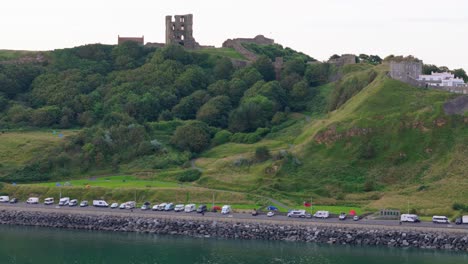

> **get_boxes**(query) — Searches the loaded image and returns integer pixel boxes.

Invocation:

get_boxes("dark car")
[197,204,207,213]
[252,209,259,216]
[9,198,18,204]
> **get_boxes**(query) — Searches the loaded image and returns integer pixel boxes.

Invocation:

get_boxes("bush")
[255,146,271,162]
[176,169,202,182]
[452,202,468,212]
[212,130,232,146]
[171,121,211,153]
[230,127,270,144]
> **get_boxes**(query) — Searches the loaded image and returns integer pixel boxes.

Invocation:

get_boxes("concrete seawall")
[1,208,467,252]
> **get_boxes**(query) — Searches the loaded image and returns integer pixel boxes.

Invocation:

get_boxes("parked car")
[287,210,307,218]
[211,206,221,212]
[455,216,468,225]
[0,196,10,203]
[165,203,175,211]
[339,212,347,220]
[221,205,232,215]
[119,203,127,209]
[401,214,420,223]
[125,201,136,209]
[157,203,167,211]
[184,204,196,213]
[110,203,119,209]
[152,204,159,211]
[353,215,360,221]
[69,199,78,207]
[9,198,18,204]
[174,204,185,212]
[267,211,275,217]
[93,200,109,207]
[252,209,259,216]
[44,197,54,205]
[58,197,70,206]
[80,200,88,207]
[432,216,449,224]
[141,202,151,210]
[197,204,207,213]
[27,197,39,204]
[314,211,330,219]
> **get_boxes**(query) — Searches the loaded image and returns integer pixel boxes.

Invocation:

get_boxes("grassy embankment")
[1,63,467,216]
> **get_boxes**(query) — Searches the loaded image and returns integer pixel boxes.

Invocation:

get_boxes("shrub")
[255,146,271,162]
[171,121,211,153]
[212,130,232,146]
[176,169,202,182]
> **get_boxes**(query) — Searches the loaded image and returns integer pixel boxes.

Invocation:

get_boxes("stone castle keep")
[165,14,199,49]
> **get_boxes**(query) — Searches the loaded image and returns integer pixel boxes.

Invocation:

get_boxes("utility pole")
[212,193,215,209]
[407,200,409,214]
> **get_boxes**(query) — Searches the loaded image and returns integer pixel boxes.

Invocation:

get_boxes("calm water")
[0,225,466,264]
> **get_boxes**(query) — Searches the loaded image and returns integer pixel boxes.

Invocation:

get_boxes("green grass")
[31,175,180,189]
[193,48,246,60]
[0,130,78,177]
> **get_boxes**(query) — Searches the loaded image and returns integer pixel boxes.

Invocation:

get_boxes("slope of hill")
[0,45,467,215]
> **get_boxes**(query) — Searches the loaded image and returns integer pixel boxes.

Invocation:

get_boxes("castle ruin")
[165,14,199,49]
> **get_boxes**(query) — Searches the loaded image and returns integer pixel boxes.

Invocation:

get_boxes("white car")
[0,196,10,203]
[44,197,54,205]
[152,204,159,211]
[267,211,275,217]
[80,200,88,207]
[69,199,78,207]
[110,203,119,209]
[401,214,420,223]
[287,210,307,218]
[174,204,185,212]
[221,205,231,215]
[119,203,127,209]
[124,201,136,209]
[339,212,347,220]
[27,197,39,204]
[93,200,109,207]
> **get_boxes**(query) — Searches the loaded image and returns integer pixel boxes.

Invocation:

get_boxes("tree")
[282,58,306,76]
[172,90,211,120]
[31,106,61,127]
[252,56,276,81]
[196,96,232,127]
[213,57,234,80]
[232,67,263,87]
[207,80,229,96]
[171,121,211,153]
[229,95,275,132]
[305,63,330,87]
[453,68,468,82]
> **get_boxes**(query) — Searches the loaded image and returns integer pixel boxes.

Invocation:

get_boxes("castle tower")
[165,14,199,49]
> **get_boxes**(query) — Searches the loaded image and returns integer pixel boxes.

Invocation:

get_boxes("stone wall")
[1,209,467,251]
[328,54,356,67]
[222,35,275,62]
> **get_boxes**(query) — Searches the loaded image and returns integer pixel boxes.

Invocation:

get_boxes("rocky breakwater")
[1,209,467,251]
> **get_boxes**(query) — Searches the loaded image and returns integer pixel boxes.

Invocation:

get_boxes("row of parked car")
[400,214,468,225]
[0,196,233,214]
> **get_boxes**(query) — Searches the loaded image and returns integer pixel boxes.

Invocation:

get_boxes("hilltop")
[0,43,466,216]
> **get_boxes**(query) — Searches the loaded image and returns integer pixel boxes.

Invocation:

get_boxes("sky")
[1,0,467,69]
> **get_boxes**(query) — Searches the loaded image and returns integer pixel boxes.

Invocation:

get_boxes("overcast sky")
[2,0,467,69]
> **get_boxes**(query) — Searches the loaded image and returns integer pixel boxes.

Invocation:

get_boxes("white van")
[221,205,231,214]
[157,203,167,211]
[27,197,39,204]
[58,197,70,206]
[0,196,9,203]
[93,200,109,207]
[287,210,307,218]
[174,204,185,212]
[313,211,330,219]
[44,197,54,205]
[432,216,449,224]
[401,214,420,223]
[184,204,196,213]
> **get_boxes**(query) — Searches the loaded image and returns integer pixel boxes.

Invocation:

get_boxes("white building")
[418,72,466,87]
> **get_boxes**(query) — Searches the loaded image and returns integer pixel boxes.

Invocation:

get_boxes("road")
[1,202,467,232]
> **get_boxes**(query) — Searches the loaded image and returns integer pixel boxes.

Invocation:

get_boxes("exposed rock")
[0,209,467,252]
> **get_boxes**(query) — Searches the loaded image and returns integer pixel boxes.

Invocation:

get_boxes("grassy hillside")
[193,47,246,60]
[1,45,467,216]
